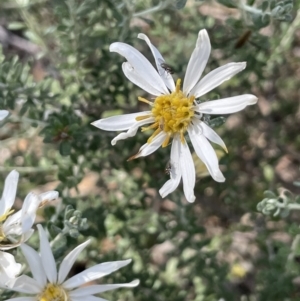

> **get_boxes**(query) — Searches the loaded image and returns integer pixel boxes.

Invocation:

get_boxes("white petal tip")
[187,195,196,203]
[248,96,258,104]
[0,110,9,120]
[109,42,118,52]
[137,33,145,40]
[199,29,208,37]
[91,120,101,128]
[8,170,19,178]
[129,279,140,287]
[159,190,166,198]
[111,139,116,146]
[214,173,226,183]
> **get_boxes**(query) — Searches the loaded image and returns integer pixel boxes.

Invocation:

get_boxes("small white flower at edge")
[0,170,59,250]
[0,251,21,287]
[91,29,258,203]
[0,110,9,121]
[7,225,139,300]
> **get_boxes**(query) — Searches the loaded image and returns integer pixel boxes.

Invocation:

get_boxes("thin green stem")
[133,1,169,18]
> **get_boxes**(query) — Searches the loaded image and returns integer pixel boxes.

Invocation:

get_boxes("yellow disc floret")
[137,79,195,147]
[39,284,69,301]
[0,209,15,242]
[0,209,14,223]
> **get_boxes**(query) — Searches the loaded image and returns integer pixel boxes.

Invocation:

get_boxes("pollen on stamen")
[147,127,161,143]
[0,209,15,223]
[135,114,151,121]
[138,97,153,105]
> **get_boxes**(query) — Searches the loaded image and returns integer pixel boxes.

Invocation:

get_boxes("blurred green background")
[1,0,300,300]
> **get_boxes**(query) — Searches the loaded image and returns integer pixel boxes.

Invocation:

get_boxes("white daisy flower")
[0,170,59,250]
[0,251,21,287]
[0,110,9,121]
[7,224,139,300]
[92,29,257,203]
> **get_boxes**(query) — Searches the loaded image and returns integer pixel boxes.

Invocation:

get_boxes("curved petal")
[0,251,21,280]
[58,240,90,284]
[63,259,132,290]
[7,275,41,294]
[196,94,258,115]
[69,280,140,297]
[0,170,19,217]
[159,136,181,198]
[111,117,154,145]
[0,230,33,251]
[191,62,246,98]
[3,210,22,236]
[0,110,8,121]
[138,33,175,92]
[20,244,46,288]
[21,193,40,233]
[37,225,57,284]
[188,127,225,182]
[198,121,227,152]
[122,62,164,96]
[179,137,196,203]
[92,112,151,132]
[130,131,166,159]
[38,191,59,206]
[183,29,211,95]
[110,42,169,95]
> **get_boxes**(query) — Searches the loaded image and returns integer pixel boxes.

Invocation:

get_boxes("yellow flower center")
[0,209,14,242]
[0,227,6,242]
[0,209,14,223]
[137,79,195,147]
[39,284,69,301]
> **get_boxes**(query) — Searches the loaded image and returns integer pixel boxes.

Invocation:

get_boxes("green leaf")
[59,141,71,156]
[175,0,188,9]
[8,22,26,30]
[262,1,269,11]
[216,0,237,8]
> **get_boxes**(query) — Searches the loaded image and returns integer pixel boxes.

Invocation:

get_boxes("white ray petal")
[0,170,19,217]
[122,62,165,96]
[63,259,132,290]
[198,121,227,152]
[131,131,166,159]
[159,135,181,198]
[196,94,258,115]
[191,62,246,98]
[138,33,175,92]
[58,240,90,284]
[183,29,211,95]
[91,112,151,131]
[38,191,59,206]
[69,280,140,297]
[20,244,46,288]
[0,251,21,280]
[37,225,57,283]
[0,110,9,121]
[188,128,225,182]
[179,138,196,203]
[3,210,22,236]
[21,193,40,233]
[7,275,41,294]
[110,42,169,95]
[0,230,33,250]
[111,117,154,145]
